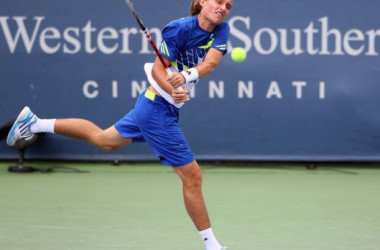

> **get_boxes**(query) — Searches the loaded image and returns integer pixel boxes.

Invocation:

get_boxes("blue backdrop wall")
[1,0,380,161]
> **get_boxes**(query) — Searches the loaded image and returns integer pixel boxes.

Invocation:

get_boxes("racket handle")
[165,68,183,90]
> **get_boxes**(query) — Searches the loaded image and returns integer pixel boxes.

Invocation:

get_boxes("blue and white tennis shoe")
[7,106,38,146]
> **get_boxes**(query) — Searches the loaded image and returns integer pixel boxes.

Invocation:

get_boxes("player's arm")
[195,48,224,77]
[151,56,189,103]
[167,48,223,88]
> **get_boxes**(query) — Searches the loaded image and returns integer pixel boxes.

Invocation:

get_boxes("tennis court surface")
[1,162,380,250]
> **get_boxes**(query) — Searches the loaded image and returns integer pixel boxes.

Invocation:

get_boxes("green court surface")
[1,162,380,250]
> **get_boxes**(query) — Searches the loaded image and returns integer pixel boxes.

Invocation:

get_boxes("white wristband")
[180,68,199,84]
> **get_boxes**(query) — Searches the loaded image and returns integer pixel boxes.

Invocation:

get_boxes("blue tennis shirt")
[145,15,230,108]
[160,15,230,72]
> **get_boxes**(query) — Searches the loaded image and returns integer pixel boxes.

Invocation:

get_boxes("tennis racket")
[125,0,183,91]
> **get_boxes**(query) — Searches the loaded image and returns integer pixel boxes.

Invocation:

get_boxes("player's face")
[200,0,233,25]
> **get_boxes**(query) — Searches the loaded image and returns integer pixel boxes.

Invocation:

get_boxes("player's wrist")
[180,73,186,85]
[180,68,199,85]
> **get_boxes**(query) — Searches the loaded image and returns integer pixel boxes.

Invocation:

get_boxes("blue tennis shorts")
[114,88,195,167]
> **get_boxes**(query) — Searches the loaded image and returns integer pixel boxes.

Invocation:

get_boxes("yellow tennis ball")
[231,47,247,62]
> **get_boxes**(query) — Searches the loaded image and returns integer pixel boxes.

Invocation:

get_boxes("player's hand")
[172,87,189,103]
[167,72,185,89]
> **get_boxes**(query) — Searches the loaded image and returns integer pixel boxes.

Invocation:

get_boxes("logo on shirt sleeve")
[216,44,227,50]
[160,41,170,56]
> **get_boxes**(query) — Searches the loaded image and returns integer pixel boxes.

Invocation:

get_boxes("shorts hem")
[162,156,196,167]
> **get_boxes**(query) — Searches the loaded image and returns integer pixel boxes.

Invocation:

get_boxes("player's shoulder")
[214,21,230,33]
[166,16,197,30]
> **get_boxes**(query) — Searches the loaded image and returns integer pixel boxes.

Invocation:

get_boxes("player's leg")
[173,160,210,230]
[7,106,132,150]
[54,119,131,151]
[173,161,225,250]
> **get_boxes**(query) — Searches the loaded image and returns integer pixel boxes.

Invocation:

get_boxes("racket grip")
[165,68,183,90]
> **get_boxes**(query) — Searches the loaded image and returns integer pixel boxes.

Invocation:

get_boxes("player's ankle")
[30,119,56,133]
[199,228,222,250]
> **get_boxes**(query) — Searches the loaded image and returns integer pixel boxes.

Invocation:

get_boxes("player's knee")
[185,170,203,189]
[194,172,203,188]
[95,130,124,151]
[99,143,119,152]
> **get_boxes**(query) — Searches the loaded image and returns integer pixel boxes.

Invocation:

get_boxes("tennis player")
[7,0,233,249]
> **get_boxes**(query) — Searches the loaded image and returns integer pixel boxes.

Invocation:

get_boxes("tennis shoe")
[207,247,227,250]
[6,106,38,146]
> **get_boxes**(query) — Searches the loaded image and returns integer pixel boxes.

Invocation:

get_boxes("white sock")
[30,119,56,133]
[199,228,221,250]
